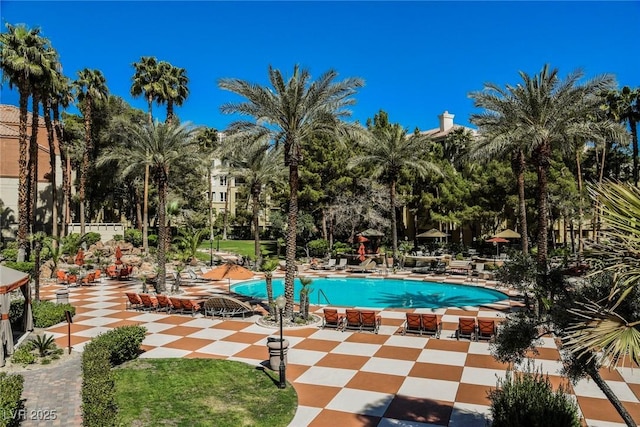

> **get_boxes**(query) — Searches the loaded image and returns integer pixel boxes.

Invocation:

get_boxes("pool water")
[232,277,506,309]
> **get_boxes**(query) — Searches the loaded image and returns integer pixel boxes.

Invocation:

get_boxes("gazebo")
[0,265,33,366]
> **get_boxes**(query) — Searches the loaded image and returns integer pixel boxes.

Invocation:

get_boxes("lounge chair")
[343,309,362,331]
[181,299,202,316]
[93,269,101,282]
[125,292,143,310]
[335,259,348,270]
[457,317,477,341]
[322,259,337,270]
[81,272,96,286]
[56,270,69,285]
[156,294,174,313]
[203,297,227,318]
[170,296,185,314]
[447,260,472,275]
[402,312,422,335]
[118,265,133,280]
[139,293,158,311]
[359,310,381,334]
[477,318,497,341]
[347,259,377,273]
[321,308,345,330]
[106,265,119,279]
[203,295,254,318]
[421,313,442,338]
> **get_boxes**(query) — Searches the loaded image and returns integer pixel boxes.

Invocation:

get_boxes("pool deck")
[21,268,640,426]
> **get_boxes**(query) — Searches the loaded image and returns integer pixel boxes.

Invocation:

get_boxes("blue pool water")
[232,277,507,309]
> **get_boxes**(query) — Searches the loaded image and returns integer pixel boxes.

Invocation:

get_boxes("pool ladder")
[316,288,331,305]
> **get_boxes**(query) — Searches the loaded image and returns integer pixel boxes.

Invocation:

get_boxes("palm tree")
[348,125,441,261]
[0,23,51,256]
[161,62,189,124]
[602,87,640,185]
[260,259,280,315]
[219,65,364,318]
[72,68,108,236]
[226,141,284,265]
[98,121,198,292]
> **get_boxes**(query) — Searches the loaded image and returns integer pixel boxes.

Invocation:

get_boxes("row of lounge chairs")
[402,313,442,338]
[456,317,498,341]
[321,308,381,334]
[106,265,133,280]
[56,269,102,286]
[125,292,202,316]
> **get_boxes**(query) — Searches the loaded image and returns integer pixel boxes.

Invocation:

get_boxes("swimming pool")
[231,277,507,309]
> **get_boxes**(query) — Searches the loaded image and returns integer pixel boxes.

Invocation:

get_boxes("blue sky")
[1,1,639,132]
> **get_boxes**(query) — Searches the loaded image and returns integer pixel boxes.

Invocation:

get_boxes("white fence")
[66,223,126,242]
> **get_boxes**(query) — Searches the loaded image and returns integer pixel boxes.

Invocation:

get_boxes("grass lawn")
[199,239,280,259]
[113,358,297,426]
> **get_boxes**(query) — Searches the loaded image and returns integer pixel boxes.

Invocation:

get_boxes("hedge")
[81,325,146,427]
[10,300,76,329]
[0,372,24,427]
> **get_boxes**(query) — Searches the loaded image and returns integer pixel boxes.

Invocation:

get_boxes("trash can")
[55,289,69,304]
[267,336,289,370]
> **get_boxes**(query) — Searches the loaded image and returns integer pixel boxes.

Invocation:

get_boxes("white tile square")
[295,366,357,387]
[308,329,350,342]
[180,318,220,328]
[128,312,171,322]
[287,349,327,366]
[417,349,467,366]
[79,308,120,318]
[573,378,639,403]
[617,367,640,385]
[289,406,322,426]
[332,341,382,357]
[141,333,181,347]
[196,340,249,356]
[73,317,121,327]
[377,418,440,427]
[326,388,393,416]
[448,402,491,427]
[138,322,175,334]
[74,326,112,338]
[361,357,415,376]
[460,367,507,387]
[398,377,459,402]
[384,335,429,349]
[467,342,492,355]
[187,328,235,340]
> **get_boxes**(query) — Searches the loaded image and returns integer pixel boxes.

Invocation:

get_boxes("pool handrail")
[317,288,331,305]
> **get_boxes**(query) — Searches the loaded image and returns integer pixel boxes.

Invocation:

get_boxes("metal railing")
[316,288,331,305]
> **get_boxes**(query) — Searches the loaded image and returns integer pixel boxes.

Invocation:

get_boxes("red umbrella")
[75,249,85,266]
[355,235,369,243]
[115,246,123,265]
[486,237,509,256]
[358,243,366,262]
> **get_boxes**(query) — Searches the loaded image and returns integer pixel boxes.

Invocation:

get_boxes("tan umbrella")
[359,229,385,237]
[0,265,30,367]
[493,229,521,239]
[202,263,255,293]
[416,228,448,238]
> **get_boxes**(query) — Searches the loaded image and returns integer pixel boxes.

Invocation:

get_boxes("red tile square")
[345,371,404,394]
[384,396,452,425]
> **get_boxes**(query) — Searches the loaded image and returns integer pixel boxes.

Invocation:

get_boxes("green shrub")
[3,261,34,276]
[148,234,158,247]
[29,334,57,357]
[61,233,84,256]
[112,234,123,242]
[82,340,117,427]
[489,367,580,427]
[9,300,25,329]
[307,239,329,257]
[11,346,36,366]
[1,247,18,262]
[32,300,76,328]
[0,372,24,427]
[84,232,102,247]
[93,325,147,366]
[331,242,351,255]
[124,229,142,247]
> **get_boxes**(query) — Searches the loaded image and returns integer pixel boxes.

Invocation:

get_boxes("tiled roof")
[0,123,19,137]
[421,124,477,140]
[0,104,33,125]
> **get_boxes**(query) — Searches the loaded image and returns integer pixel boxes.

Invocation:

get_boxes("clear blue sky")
[1,1,639,132]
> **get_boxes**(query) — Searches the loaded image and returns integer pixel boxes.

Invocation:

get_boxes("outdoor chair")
[56,270,69,285]
[106,265,119,279]
[457,317,477,341]
[420,313,442,338]
[477,318,497,341]
[321,308,345,330]
[181,299,202,316]
[359,310,381,334]
[322,259,337,270]
[347,259,377,273]
[335,259,348,270]
[203,295,254,318]
[118,266,132,280]
[139,293,158,311]
[343,309,362,331]
[170,297,185,314]
[81,272,96,286]
[156,294,174,313]
[93,269,101,282]
[125,292,143,310]
[203,297,227,318]
[402,312,422,335]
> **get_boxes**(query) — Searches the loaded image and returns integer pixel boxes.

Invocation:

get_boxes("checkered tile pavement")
[39,272,640,427]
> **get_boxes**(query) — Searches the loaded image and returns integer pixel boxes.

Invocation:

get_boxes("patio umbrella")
[358,243,366,262]
[202,263,255,293]
[75,249,85,266]
[355,235,369,243]
[115,246,123,265]
[359,229,385,238]
[416,228,448,238]
[493,229,521,239]
[486,237,509,256]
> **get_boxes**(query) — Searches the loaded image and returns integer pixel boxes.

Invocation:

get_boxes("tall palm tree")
[161,63,189,125]
[0,23,50,256]
[226,141,284,265]
[469,90,530,254]
[603,87,640,185]
[219,65,364,318]
[72,68,108,236]
[98,121,198,292]
[349,125,441,261]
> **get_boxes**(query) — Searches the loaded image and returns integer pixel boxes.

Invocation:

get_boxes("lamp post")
[275,294,286,389]
[209,230,214,267]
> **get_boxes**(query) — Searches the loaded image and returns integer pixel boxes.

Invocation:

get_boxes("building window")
[220,176,227,186]
[220,192,226,202]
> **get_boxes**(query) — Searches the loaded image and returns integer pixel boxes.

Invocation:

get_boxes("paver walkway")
[19,352,82,426]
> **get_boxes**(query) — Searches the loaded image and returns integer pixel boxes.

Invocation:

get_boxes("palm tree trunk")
[252,184,261,265]
[515,149,529,254]
[575,147,584,258]
[17,88,30,258]
[53,105,68,239]
[29,92,40,236]
[595,143,608,244]
[166,101,174,125]
[284,162,299,318]
[632,120,638,187]
[80,100,92,236]
[143,94,153,255]
[156,169,168,293]
[44,98,58,242]
[535,143,550,274]
[587,365,636,427]
[390,180,398,262]
[265,274,274,316]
